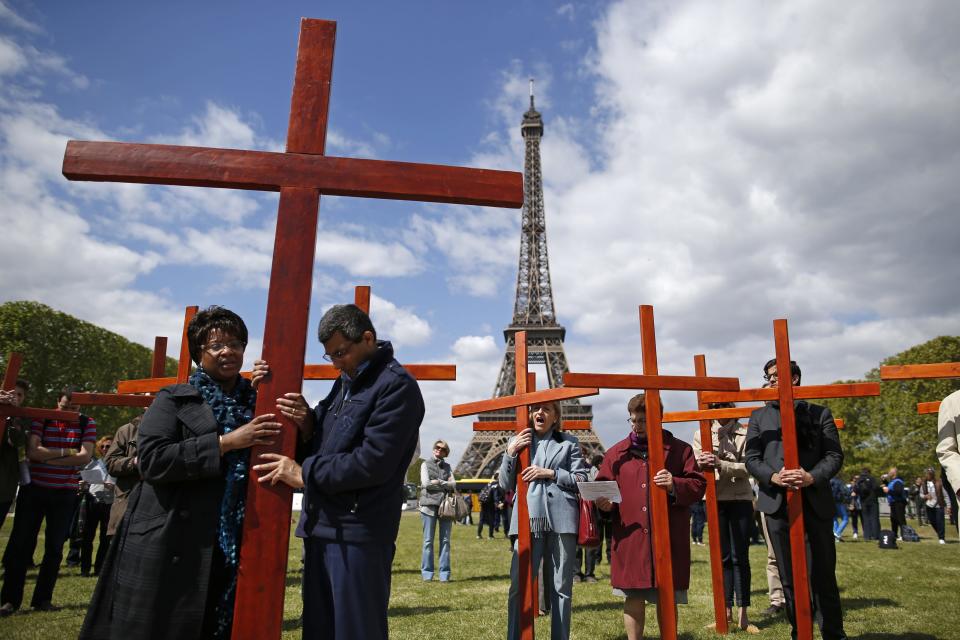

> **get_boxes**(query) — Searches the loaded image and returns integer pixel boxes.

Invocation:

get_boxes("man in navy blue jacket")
[254,304,424,640]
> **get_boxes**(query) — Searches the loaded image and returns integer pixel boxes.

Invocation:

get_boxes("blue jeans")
[507,532,576,640]
[420,511,452,581]
[833,502,849,538]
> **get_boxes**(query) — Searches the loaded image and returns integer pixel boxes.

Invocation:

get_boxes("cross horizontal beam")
[0,406,81,422]
[700,382,880,404]
[880,363,960,380]
[562,372,739,392]
[662,406,845,429]
[64,141,523,209]
[919,401,941,415]
[451,386,598,418]
[472,420,593,431]
[72,392,154,408]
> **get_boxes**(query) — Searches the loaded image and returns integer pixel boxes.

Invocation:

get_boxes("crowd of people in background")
[0,336,957,640]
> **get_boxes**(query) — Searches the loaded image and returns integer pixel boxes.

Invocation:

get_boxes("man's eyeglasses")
[627,416,646,425]
[204,340,246,355]
[763,372,779,382]
[323,340,358,362]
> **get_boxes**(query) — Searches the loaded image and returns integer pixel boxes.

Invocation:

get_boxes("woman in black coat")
[80,307,281,640]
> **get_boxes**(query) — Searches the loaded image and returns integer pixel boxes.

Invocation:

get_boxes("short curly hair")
[186,306,248,365]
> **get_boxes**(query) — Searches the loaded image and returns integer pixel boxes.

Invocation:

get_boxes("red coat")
[596,432,705,590]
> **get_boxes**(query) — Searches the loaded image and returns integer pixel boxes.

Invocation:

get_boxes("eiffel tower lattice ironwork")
[455,82,604,478]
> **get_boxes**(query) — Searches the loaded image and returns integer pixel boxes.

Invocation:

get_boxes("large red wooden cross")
[879,362,960,414]
[0,353,81,442]
[452,330,598,640]
[72,336,173,410]
[696,320,880,640]
[61,19,522,638]
[657,354,851,635]
[562,306,739,639]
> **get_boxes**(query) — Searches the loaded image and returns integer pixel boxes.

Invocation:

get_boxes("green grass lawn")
[1,513,957,639]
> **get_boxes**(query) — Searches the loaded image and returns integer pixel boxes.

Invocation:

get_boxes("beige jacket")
[692,420,754,502]
[937,389,960,494]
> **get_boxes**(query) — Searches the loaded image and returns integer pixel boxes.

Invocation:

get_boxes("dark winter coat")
[296,341,424,544]
[80,385,225,640]
[596,431,705,590]
[745,400,843,521]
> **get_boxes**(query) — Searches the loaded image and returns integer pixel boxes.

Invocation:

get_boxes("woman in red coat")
[596,393,705,640]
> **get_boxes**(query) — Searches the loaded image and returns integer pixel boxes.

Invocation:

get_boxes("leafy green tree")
[822,336,960,482]
[0,301,177,437]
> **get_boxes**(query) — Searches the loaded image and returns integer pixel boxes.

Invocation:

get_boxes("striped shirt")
[29,415,97,490]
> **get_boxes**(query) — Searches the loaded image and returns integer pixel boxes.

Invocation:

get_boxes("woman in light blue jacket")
[500,401,588,640]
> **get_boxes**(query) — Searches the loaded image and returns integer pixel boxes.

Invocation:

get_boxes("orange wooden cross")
[659,355,854,636]
[696,320,879,640]
[563,305,740,640]
[62,19,521,636]
[880,362,960,415]
[73,336,171,410]
[0,352,81,442]
[452,330,598,640]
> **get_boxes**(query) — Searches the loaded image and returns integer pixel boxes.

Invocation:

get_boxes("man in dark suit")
[253,304,424,640]
[745,359,846,640]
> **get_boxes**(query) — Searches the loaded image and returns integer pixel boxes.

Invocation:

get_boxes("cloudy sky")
[1,1,957,463]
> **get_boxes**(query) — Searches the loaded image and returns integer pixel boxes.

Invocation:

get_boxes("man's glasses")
[204,340,246,355]
[323,341,358,362]
[763,372,779,382]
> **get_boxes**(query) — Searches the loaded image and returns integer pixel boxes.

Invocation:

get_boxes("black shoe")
[0,603,17,617]
[762,604,783,615]
[32,601,61,612]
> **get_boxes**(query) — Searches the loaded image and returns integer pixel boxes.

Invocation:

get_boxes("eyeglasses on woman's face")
[203,340,246,355]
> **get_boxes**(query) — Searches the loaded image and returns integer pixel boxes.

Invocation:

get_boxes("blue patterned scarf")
[189,367,256,639]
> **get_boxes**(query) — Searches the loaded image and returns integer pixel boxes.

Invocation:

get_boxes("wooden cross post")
[697,320,880,640]
[0,353,82,442]
[880,362,960,415]
[659,355,851,635]
[452,331,599,640]
[116,306,198,394]
[62,20,522,637]
[563,306,741,640]
[73,336,172,410]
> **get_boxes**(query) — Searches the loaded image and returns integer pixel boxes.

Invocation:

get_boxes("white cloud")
[0,36,25,75]
[369,293,432,347]
[0,2,41,34]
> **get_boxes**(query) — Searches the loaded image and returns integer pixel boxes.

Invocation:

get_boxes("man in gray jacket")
[745,359,846,640]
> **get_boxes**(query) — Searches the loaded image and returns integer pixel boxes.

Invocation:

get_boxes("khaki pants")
[760,512,784,606]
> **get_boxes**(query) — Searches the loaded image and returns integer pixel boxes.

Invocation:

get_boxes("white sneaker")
[852,533,858,539]
[939,539,946,545]
[897,536,903,541]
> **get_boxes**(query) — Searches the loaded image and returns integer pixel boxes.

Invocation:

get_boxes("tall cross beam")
[700,320,879,640]
[664,406,846,430]
[452,331,598,640]
[0,353,81,442]
[564,305,740,640]
[62,20,521,635]
[879,362,960,415]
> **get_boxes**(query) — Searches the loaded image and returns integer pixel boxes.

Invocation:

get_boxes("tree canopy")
[0,300,177,436]
[821,336,960,483]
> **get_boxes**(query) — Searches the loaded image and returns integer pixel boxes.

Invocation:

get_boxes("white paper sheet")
[577,480,622,503]
[80,467,107,483]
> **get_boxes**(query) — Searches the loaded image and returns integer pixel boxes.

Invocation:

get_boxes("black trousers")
[766,507,847,640]
[860,500,881,540]
[0,484,78,608]
[80,500,112,575]
[889,502,906,538]
[718,500,753,607]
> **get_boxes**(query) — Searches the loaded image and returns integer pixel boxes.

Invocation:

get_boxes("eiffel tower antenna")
[455,82,604,477]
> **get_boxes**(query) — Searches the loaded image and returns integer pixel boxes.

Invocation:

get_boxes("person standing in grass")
[694,402,758,633]
[418,439,456,581]
[919,467,949,544]
[500,400,588,640]
[883,467,908,540]
[595,394,705,640]
[745,358,846,640]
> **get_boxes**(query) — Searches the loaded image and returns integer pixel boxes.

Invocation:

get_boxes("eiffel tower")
[455,82,604,478]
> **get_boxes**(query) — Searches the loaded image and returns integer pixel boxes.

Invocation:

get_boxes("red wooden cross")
[0,352,82,442]
[452,330,598,640]
[62,19,522,638]
[73,336,171,410]
[696,320,879,640]
[879,362,960,415]
[563,305,740,640]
